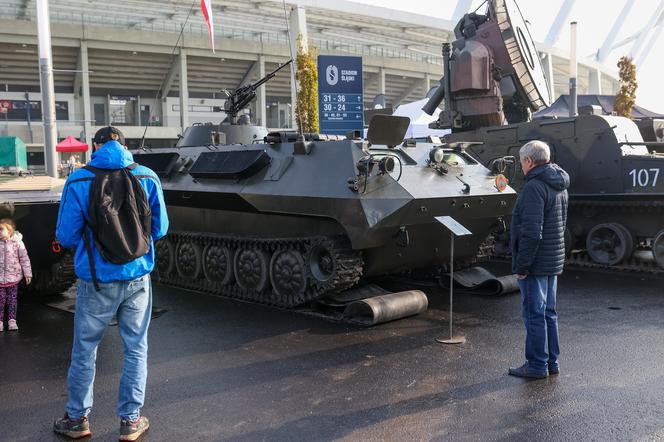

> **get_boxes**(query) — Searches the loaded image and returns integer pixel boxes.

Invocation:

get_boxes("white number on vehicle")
[628,168,660,187]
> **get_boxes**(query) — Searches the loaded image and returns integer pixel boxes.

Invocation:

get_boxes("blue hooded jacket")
[511,163,570,276]
[56,140,169,283]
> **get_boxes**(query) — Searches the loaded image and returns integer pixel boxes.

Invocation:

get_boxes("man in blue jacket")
[53,127,169,440]
[509,140,569,379]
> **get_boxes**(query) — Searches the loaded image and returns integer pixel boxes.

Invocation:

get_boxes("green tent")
[0,136,28,170]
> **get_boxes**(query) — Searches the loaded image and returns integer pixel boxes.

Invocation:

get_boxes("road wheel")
[155,238,175,277]
[234,248,270,292]
[586,223,634,265]
[202,244,234,285]
[270,249,307,305]
[176,240,202,279]
[652,230,664,269]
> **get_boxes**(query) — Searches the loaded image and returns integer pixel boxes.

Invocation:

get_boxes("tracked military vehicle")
[132,115,515,307]
[0,137,76,295]
[446,114,664,269]
[0,175,75,295]
[422,0,664,270]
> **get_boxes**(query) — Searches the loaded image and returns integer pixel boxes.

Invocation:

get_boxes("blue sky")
[358,0,664,113]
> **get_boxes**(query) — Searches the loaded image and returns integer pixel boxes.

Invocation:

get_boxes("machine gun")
[422,0,550,132]
[223,59,293,124]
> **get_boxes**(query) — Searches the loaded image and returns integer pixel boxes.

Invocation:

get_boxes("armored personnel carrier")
[422,0,664,270]
[133,116,515,307]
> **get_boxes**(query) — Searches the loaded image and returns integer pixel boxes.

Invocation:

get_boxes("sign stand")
[434,216,472,345]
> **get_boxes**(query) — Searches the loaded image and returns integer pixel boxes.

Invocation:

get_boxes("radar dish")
[492,0,551,110]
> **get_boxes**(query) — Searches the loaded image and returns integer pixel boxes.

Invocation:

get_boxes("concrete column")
[377,68,386,96]
[289,5,308,53]
[136,95,141,126]
[588,68,602,95]
[256,55,266,127]
[542,52,556,103]
[178,48,188,133]
[80,41,92,161]
[423,73,432,98]
[106,94,111,125]
[289,5,307,129]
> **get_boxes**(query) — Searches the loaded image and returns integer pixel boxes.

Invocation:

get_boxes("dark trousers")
[0,284,19,321]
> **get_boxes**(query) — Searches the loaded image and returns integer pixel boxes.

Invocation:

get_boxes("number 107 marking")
[628,168,660,187]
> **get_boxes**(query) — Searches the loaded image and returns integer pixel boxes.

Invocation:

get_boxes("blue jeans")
[518,275,560,373]
[66,275,152,421]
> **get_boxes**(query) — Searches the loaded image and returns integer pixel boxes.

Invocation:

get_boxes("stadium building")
[0,0,658,163]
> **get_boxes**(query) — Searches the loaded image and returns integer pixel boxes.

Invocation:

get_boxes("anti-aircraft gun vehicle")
[132,114,515,308]
[176,60,293,148]
[423,0,664,270]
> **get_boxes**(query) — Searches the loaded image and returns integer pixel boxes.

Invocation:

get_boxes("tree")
[295,34,319,133]
[614,56,637,118]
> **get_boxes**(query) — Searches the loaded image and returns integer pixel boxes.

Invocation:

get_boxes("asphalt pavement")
[1,262,664,441]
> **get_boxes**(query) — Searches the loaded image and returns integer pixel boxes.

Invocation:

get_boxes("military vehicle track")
[495,198,664,275]
[154,232,364,307]
[566,251,663,274]
[567,199,664,272]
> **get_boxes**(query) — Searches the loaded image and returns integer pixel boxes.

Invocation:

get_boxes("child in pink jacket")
[0,219,32,331]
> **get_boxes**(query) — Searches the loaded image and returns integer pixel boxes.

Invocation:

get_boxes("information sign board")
[317,55,363,135]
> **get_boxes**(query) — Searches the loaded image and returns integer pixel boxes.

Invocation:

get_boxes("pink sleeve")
[18,240,32,278]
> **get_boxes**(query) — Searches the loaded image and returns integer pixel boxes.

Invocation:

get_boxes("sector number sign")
[317,55,364,135]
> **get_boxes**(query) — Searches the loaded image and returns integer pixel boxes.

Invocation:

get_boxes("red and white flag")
[201,0,215,53]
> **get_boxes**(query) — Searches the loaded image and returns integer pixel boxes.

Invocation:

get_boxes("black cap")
[93,126,125,145]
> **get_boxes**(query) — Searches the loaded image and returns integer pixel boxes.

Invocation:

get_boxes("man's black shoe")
[548,365,560,375]
[508,363,548,379]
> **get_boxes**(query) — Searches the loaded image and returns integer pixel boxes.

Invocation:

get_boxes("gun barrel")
[250,59,293,91]
[422,79,445,115]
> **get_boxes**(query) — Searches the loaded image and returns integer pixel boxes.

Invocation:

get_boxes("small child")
[0,219,32,331]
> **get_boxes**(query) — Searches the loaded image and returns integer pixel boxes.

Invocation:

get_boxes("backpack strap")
[84,164,137,172]
[82,165,102,291]
[83,165,100,174]
[83,228,101,292]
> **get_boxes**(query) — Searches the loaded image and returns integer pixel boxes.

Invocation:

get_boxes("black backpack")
[83,164,152,289]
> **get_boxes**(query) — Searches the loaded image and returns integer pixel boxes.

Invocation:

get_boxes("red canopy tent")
[56,136,89,152]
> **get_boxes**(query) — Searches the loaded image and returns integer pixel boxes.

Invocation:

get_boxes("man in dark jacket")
[509,140,569,379]
[53,127,169,440]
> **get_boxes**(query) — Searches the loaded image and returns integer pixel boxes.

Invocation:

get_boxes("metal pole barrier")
[449,231,454,337]
[436,231,466,345]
